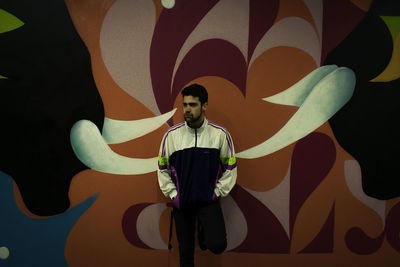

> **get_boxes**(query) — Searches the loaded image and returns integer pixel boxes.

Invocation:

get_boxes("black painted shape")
[370,0,400,16]
[0,0,104,215]
[324,9,393,81]
[325,3,400,199]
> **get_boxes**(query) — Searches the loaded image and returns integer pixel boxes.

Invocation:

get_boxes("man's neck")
[188,117,205,129]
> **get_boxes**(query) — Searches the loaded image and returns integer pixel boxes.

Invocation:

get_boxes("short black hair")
[181,84,208,105]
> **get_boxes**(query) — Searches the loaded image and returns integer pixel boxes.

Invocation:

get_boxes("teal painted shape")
[70,109,176,175]
[0,9,24,34]
[102,109,175,144]
[264,65,338,107]
[70,119,158,175]
[0,171,97,266]
[237,66,356,159]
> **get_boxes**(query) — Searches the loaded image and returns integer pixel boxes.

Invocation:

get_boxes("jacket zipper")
[195,128,197,147]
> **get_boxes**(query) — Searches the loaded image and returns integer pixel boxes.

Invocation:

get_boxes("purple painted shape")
[230,185,290,253]
[290,132,336,237]
[248,0,279,61]
[150,0,218,114]
[386,201,400,252]
[171,39,247,101]
[345,227,385,255]
[122,203,153,249]
[321,0,366,64]
[299,203,335,253]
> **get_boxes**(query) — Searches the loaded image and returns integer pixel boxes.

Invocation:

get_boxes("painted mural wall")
[1,0,399,266]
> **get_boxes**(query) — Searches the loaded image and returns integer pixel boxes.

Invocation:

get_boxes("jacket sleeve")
[157,132,177,200]
[215,131,237,197]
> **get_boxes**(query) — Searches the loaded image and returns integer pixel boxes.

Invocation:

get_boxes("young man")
[157,83,237,267]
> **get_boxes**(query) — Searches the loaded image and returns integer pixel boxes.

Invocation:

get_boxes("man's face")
[183,95,207,125]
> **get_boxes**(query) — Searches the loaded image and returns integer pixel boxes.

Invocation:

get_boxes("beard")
[184,111,202,125]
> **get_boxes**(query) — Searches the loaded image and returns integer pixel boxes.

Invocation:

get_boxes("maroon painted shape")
[248,0,279,61]
[386,201,400,252]
[321,0,366,64]
[150,0,218,114]
[171,39,247,100]
[290,132,336,237]
[230,185,290,253]
[299,203,335,253]
[345,227,385,254]
[122,203,153,249]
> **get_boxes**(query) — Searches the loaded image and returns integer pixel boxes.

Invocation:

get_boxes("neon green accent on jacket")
[220,155,236,166]
[158,154,170,166]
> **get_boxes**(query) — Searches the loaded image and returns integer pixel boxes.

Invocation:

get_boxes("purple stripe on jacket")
[223,162,237,171]
[161,122,185,157]
[171,166,180,209]
[158,161,169,170]
[212,165,222,201]
[208,121,234,157]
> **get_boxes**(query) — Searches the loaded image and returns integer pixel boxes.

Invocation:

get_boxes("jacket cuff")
[169,190,177,200]
[214,188,221,197]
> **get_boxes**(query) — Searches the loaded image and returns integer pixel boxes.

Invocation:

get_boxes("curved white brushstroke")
[249,17,321,67]
[100,0,159,114]
[264,65,338,107]
[161,0,175,9]
[0,246,10,260]
[172,0,249,85]
[102,109,176,144]
[344,160,386,223]
[137,203,168,250]
[220,195,248,251]
[70,120,158,175]
[303,0,324,41]
[243,165,291,237]
[237,67,355,159]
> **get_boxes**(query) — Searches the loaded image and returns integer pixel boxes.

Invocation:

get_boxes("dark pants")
[173,201,227,267]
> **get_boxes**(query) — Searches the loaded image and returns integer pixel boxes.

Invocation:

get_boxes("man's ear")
[202,102,208,111]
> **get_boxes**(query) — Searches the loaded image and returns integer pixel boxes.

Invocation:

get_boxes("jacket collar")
[185,117,208,134]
